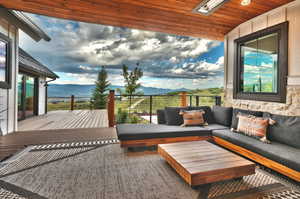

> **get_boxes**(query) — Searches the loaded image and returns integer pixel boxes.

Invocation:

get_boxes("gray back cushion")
[212,106,233,127]
[188,106,214,124]
[264,112,300,149]
[157,109,166,124]
[164,107,188,125]
[231,108,263,129]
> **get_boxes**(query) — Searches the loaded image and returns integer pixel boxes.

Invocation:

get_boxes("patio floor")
[0,110,115,161]
[18,110,108,131]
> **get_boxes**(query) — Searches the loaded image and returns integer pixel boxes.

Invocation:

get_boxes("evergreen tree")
[91,66,110,109]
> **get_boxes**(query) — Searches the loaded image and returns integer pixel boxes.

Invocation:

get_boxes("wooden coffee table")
[158,141,255,186]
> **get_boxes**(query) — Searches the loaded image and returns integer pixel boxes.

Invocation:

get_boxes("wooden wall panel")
[0,0,294,40]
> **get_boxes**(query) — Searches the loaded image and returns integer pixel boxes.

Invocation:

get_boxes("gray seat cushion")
[213,129,300,172]
[212,106,233,127]
[164,107,188,125]
[205,124,229,131]
[116,124,212,141]
[263,112,300,149]
[157,109,166,124]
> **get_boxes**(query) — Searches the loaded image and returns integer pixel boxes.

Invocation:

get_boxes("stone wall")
[224,86,300,116]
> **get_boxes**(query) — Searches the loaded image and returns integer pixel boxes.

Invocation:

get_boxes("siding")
[0,19,18,135]
[225,1,300,88]
[224,1,300,115]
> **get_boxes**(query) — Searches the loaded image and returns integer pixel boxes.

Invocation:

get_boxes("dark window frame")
[233,21,288,103]
[0,32,12,89]
[17,72,39,121]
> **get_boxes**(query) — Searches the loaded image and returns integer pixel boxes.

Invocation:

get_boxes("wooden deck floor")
[18,110,108,131]
[0,110,115,161]
[0,128,117,161]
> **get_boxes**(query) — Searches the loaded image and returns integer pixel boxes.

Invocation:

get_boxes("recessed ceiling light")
[241,0,251,6]
[194,0,229,16]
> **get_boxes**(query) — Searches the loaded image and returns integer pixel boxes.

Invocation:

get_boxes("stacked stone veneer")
[224,86,300,116]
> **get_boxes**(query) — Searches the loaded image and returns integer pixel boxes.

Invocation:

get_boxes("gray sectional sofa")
[116,106,300,182]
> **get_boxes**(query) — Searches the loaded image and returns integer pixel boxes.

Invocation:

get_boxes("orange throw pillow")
[179,110,206,127]
[234,114,275,143]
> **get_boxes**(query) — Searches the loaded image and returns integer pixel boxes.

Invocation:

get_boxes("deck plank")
[18,110,108,131]
[0,110,112,161]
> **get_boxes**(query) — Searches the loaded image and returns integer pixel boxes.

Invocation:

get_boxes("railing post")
[215,96,222,106]
[180,91,187,107]
[196,96,200,106]
[149,96,153,123]
[189,95,192,107]
[107,90,115,127]
[70,95,74,111]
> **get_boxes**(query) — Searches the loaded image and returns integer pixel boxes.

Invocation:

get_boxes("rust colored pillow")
[179,110,207,127]
[234,114,276,143]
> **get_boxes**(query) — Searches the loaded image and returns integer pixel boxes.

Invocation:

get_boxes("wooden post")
[107,90,115,127]
[180,91,187,107]
[70,95,75,111]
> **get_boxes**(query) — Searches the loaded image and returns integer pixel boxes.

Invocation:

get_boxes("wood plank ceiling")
[0,0,294,40]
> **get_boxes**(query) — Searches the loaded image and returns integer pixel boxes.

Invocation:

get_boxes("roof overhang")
[0,6,51,42]
[0,0,294,41]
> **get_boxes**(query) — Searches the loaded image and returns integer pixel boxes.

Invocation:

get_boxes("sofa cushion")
[212,106,233,127]
[157,109,166,124]
[205,124,229,131]
[116,124,212,141]
[263,112,300,149]
[188,106,215,124]
[231,108,263,129]
[212,129,300,172]
[164,107,188,125]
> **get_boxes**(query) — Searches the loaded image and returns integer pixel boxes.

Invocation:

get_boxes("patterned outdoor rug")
[0,143,299,199]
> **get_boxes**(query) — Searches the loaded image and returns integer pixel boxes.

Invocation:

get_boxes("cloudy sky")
[20,13,224,90]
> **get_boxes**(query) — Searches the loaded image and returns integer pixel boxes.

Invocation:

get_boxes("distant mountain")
[48,84,190,97]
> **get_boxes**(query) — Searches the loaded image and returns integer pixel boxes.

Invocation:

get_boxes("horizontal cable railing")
[48,91,222,127]
[109,91,222,126]
[48,96,92,111]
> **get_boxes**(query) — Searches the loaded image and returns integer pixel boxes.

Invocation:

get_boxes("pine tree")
[91,66,110,109]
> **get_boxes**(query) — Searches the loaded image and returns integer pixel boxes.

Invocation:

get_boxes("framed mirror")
[233,22,288,103]
[0,32,11,89]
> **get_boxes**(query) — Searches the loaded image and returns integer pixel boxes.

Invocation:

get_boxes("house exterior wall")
[38,77,46,115]
[0,19,18,135]
[224,1,300,116]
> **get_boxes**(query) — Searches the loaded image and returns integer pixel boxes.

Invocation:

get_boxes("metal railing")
[48,96,92,111]
[47,92,222,126]
[109,92,222,126]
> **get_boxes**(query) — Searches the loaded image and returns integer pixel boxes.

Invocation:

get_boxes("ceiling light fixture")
[194,0,229,16]
[241,0,251,6]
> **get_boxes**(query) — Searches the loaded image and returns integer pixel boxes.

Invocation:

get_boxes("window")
[233,22,288,103]
[0,32,11,89]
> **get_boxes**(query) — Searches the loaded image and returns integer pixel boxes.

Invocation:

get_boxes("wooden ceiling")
[0,0,294,40]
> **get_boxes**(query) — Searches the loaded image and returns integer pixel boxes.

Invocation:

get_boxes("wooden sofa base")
[213,136,300,182]
[120,136,211,147]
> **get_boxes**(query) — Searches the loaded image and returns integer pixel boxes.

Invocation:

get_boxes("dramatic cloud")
[20,13,224,89]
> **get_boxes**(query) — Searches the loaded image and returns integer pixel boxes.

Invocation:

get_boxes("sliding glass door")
[18,73,38,120]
